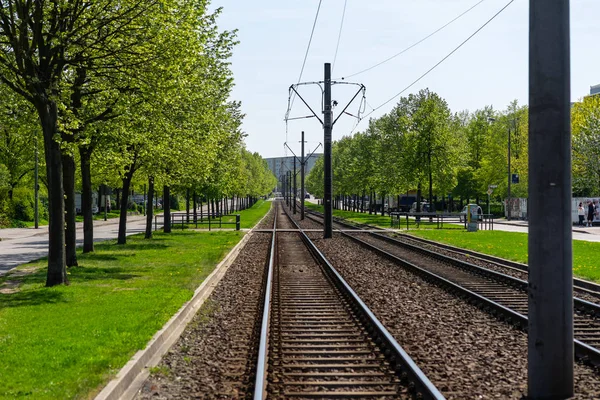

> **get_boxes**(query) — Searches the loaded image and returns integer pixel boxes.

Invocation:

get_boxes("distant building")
[591,84,600,96]
[266,154,323,192]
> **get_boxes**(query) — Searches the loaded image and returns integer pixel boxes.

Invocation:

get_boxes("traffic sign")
[489,185,498,189]
[487,188,493,195]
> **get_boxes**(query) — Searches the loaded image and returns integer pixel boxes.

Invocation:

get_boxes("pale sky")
[210,0,599,159]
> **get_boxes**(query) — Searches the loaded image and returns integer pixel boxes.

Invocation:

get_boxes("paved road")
[0,215,153,275]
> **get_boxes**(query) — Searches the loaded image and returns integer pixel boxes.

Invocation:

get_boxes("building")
[266,154,323,192]
[591,84,600,96]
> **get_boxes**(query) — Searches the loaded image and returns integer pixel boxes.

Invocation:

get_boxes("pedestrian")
[588,200,595,227]
[578,202,585,226]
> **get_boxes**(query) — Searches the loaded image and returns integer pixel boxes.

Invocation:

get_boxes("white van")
[410,202,431,213]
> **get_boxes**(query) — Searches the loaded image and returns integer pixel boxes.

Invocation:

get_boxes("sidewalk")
[0,214,150,275]
[493,218,600,235]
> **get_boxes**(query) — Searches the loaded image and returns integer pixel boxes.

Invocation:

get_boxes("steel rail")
[283,206,446,399]
[341,231,600,367]
[390,231,600,296]
[302,208,600,365]
[363,231,600,318]
[253,204,277,400]
[305,208,600,297]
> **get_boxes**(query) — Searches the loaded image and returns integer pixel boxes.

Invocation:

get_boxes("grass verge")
[0,230,246,399]
[174,199,271,230]
[304,202,463,230]
[405,229,600,283]
[304,202,600,283]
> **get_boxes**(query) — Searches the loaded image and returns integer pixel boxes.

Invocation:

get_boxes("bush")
[170,195,180,211]
[11,188,35,221]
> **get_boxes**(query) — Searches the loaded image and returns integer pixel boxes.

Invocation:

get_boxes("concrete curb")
[94,202,273,400]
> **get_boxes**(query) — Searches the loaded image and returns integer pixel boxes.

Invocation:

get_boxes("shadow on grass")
[69,266,139,282]
[0,289,65,309]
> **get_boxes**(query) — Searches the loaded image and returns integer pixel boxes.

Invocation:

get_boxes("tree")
[0,0,163,286]
[573,95,600,196]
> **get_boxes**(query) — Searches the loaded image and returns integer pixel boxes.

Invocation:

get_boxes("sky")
[209,0,600,159]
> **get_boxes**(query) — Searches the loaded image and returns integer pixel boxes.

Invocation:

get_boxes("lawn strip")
[304,202,462,230]
[0,231,243,399]
[406,229,600,283]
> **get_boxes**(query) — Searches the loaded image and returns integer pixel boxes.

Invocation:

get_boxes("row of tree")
[306,88,600,210]
[0,1,275,287]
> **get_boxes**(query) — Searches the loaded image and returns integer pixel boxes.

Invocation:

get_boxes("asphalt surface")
[0,214,152,275]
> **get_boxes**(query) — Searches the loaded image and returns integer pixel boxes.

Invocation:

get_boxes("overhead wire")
[286,0,323,125]
[352,0,516,134]
[338,0,487,80]
[332,0,348,74]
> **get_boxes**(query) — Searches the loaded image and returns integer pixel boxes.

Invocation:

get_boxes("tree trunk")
[193,192,197,223]
[186,188,190,223]
[428,169,434,211]
[164,185,171,233]
[115,188,121,212]
[37,100,67,286]
[80,146,94,253]
[62,153,78,267]
[118,166,136,244]
[145,176,154,239]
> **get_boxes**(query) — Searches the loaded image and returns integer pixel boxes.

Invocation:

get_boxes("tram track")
[254,201,443,399]
[300,209,600,367]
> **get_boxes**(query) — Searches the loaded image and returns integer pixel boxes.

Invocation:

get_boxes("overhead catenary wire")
[332,0,348,74]
[287,0,323,128]
[338,0,487,80]
[353,0,516,133]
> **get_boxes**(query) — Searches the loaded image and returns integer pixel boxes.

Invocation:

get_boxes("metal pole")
[34,131,39,229]
[287,171,291,209]
[528,1,573,398]
[323,63,333,238]
[301,131,305,220]
[103,185,107,221]
[507,125,512,220]
[293,156,297,214]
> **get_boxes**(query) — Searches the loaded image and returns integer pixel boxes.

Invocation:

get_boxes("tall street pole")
[323,63,333,238]
[34,131,39,229]
[288,171,292,210]
[301,131,306,221]
[507,124,512,220]
[293,156,297,214]
[528,1,573,398]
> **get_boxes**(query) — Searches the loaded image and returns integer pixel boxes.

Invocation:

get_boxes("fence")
[154,212,240,231]
[390,212,494,231]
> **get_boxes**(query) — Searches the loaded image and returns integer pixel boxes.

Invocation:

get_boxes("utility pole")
[301,131,306,220]
[293,156,297,214]
[507,124,512,220]
[34,131,39,229]
[288,171,292,210]
[528,1,573,398]
[323,63,333,238]
[287,63,365,238]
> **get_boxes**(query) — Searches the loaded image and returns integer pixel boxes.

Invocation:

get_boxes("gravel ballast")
[135,232,271,399]
[306,232,600,399]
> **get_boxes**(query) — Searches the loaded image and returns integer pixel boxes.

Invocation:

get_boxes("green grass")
[7,219,50,228]
[304,202,600,283]
[405,229,600,283]
[304,202,463,230]
[0,230,244,399]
